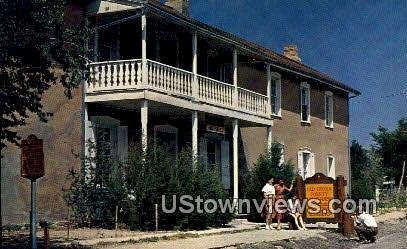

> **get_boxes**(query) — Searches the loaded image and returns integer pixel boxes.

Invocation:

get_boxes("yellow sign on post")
[305,183,335,219]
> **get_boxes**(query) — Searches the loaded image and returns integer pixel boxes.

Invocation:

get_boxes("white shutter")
[221,140,230,189]
[297,151,304,179]
[307,153,315,178]
[117,126,128,162]
[199,137,207,168]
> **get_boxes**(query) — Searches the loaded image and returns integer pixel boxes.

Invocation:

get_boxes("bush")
[379,190,407,209]
[245,143,295,221]
[64,140,232,231]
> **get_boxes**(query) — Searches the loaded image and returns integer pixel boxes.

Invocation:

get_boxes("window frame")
[327,155,335,179]
[297,149,315,179]
[270,72,282,117]
[325,91,334,128]
[300,82,311,123]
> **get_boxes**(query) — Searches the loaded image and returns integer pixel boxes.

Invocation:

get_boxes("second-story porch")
[84,2,277,205]
[86,5,279,125]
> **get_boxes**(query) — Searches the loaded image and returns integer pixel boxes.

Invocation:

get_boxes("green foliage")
[63,140,126,228]
[0,0,90,150]
[379,190,407,209]
[371,118,407,187]
[245,143,294,220]
[64,140,232,231]
[350,140,383,200]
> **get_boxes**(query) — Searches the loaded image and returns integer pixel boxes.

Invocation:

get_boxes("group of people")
[261,176,378,243]
[261,177,307,230]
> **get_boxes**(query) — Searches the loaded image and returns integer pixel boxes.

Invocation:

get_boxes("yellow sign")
[305,183,335,219]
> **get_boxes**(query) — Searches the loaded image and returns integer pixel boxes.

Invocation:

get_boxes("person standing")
[274,179,293,230]
[262,177,275,230]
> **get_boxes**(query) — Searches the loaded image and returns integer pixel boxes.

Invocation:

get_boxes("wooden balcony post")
[267,126,272,153]
[141,14,147,87]
[233,49,238,107]
[192,111,198,164]
[93,29,98,62]
[192,31,198,99]
[266,63,272,116]
[141,100,148,153]
[232,119,239,210]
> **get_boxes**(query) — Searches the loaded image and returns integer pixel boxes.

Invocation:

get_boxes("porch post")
[232,119,239,208]
[141,100,148,153]
[233,49,238,107]
[141,14,147,86]
[192,111,198,163]
[266,63,272,116]
[93,29,98,62]
[192,31,198,99]
[267,126,272,153]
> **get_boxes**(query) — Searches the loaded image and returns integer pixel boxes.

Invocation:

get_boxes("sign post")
[21,135,44,249]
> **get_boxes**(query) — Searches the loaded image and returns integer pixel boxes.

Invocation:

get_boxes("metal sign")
[206,124,225,134]
[21,134,44,180]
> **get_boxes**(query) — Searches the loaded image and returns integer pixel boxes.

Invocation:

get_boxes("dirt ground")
[240,217,407,249]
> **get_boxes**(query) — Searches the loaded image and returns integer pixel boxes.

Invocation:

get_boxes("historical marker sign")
[305,183,335,219]
[21,135,44,180]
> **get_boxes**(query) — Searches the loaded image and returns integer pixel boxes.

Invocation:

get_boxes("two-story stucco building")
[1,0,360,224]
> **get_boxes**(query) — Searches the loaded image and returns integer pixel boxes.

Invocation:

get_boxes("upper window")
[269,72,282,116]
[325,91,334,128]
[300,82,310,123]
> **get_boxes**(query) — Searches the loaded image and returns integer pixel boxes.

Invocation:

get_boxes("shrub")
[64,139,232,230]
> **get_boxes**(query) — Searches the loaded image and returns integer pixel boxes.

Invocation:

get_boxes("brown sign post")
[295,173,354,237]
[21,135,44,249]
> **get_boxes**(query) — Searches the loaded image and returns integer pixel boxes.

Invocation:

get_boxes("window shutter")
[297,151,304,178]
[117,126,128,162]
[199,137,207,168]
[221,140,230,189]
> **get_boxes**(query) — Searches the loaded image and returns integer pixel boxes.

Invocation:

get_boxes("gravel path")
[240,217,407,249]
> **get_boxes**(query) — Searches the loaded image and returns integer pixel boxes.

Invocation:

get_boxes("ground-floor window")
[201,133,231,189]
[327,155,335,179]
[154,125,178,161]
[297,149,315,179]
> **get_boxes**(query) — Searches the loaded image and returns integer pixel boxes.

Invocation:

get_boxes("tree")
[371,118,407,189]
[0,0,90,150]
[350,140,383,200]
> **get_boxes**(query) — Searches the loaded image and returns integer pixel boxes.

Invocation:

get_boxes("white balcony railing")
[88,59,270,117]
[198,75,234,108]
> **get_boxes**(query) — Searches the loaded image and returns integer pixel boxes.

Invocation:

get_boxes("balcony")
[87,59,270,118]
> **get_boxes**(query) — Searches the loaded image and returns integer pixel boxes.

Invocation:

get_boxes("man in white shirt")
[262,177,275,230]
[354,210,378,243]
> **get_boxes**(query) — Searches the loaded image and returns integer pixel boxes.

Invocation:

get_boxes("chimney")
[164,0,190,16]
[283,44,301,62]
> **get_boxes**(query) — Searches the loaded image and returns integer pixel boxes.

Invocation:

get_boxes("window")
[269,73,282,116]
[327,156,335,178]
[298,150,315,179]
[154,125,178,162]
[276,142,285,166]
[325,91,333,128]
[300,82,310,122]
